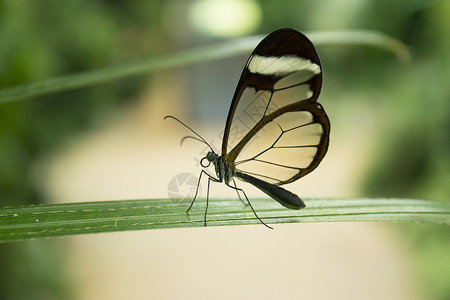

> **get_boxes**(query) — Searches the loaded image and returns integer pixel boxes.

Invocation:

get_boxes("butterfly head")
[201,151,217,168]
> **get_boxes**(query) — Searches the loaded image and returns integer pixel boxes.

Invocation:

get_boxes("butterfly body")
[204,151,234,185]
[166,28,330,227]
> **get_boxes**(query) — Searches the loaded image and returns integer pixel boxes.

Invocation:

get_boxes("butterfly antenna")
[180,135,206,146]
[164,115,214,151]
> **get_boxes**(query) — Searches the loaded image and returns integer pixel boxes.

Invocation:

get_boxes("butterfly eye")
[200,157,211,168]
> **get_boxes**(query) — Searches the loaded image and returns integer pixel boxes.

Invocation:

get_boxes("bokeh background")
[1,0,449,299]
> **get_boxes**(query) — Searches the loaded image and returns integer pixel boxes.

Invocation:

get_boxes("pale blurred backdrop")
[1,1,449,300]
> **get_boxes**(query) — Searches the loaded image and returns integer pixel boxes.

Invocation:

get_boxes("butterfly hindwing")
[234,101,329,185]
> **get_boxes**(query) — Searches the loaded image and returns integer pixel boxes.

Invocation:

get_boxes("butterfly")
[165,28,330,228]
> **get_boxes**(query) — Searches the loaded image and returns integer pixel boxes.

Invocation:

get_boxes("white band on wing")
[248,55,321,76]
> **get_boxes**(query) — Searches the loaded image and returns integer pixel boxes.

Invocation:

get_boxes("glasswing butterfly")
[165,28,330,228]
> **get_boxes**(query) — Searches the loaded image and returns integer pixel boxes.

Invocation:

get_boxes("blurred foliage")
[0,1,168,299]
[0,0,449,299]
[0,241,71,300]
[318,1,450,300]
[359,2,450,299]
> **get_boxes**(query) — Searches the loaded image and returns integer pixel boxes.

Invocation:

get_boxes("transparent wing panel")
[226,88,271,152]
[267,84,312,113]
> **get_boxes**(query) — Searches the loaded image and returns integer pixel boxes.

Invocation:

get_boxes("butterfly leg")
[225,182,273,229]
[186,170,204,213]
[187,170,218,212]
[186,170,220,227]
[204,177,211,227]
[231,178,248,206]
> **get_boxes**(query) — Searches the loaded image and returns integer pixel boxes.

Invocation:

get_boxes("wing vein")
[237,121,284,163]
[236,169,287,183]
[239,158,302,170]
[272,145,319,149]
[262,90,275,117]
[274,81,309,92]
[284,120,315,132]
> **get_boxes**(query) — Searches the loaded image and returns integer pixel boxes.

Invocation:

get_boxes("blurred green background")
[0,0,449,299]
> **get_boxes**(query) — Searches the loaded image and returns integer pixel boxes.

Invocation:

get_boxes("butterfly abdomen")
[235,171,306,209]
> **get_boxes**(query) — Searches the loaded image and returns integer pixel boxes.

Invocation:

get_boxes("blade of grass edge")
[0,198,448,243]
[0,30,410,104]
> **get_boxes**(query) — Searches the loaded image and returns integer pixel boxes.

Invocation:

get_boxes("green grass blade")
[0,30,410,104]
[311,30,411,62]
[1,198,448,243]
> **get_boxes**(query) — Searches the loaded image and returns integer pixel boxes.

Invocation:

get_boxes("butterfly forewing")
[222,30,323,157]
[222,29,329,185]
